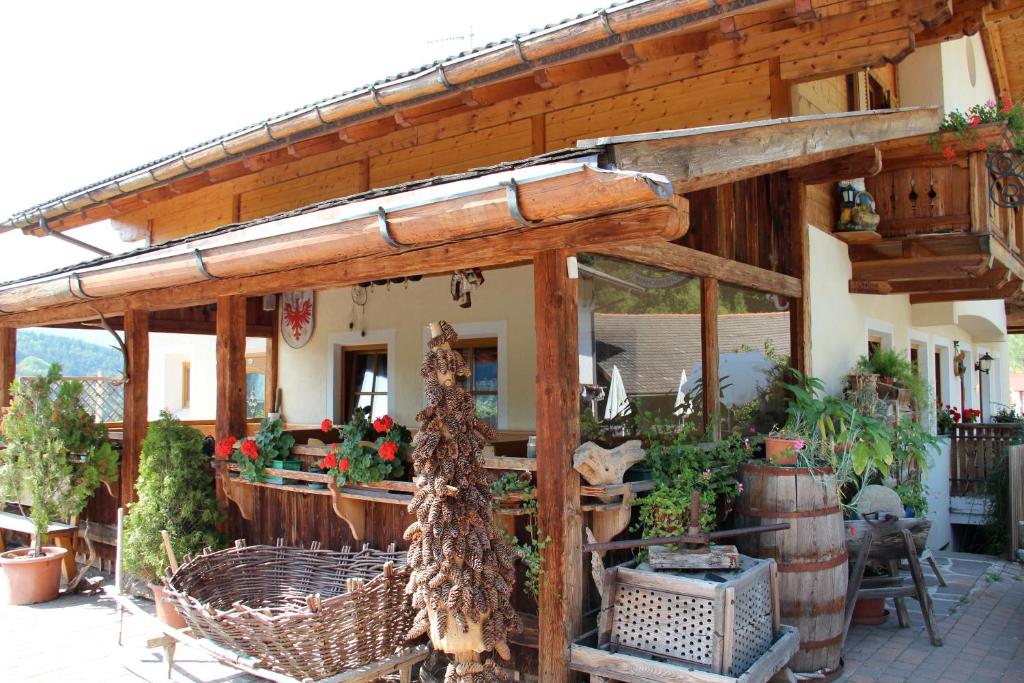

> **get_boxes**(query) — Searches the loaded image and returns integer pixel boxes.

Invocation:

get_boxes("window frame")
[341,343,389,421]
[181,361,191,409]
[451,337,499,427]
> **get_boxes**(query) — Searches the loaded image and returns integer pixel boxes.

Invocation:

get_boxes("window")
[343,346,389,421]
[453,338,498,427]
[181,362,191,409]
[867,335,883,357]
[934,351,943,403]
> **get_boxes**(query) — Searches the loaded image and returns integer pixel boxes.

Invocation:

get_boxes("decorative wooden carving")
[328,480,366,541]
[573,440,645,492]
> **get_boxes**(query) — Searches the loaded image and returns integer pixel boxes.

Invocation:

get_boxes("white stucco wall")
[808,225,1009,414]
[898,35,996,114]
[277,266,537,429]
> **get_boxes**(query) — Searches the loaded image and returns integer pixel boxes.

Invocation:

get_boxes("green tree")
[1009,335,1024,372]
[123,412,224,582]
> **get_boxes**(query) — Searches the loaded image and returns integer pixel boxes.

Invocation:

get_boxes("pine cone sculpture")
[406,321,519,682]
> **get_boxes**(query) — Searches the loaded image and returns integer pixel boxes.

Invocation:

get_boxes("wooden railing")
[950,422,1024,496]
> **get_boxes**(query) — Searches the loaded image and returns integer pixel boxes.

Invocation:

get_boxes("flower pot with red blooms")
[764,432,805,466]
[318,409,412,485]
[962,408,981,424]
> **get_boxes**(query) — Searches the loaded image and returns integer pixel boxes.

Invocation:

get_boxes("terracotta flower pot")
[0,546,67,605]
[851,597,888,625]
[150,583,187,629]
[764,437,800,466]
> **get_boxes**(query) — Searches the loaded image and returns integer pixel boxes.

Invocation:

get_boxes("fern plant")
[123,411,224,583]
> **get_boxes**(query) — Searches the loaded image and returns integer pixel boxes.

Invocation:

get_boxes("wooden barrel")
[735,464,847,675]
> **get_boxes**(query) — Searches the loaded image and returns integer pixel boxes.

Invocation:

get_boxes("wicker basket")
[164,541,414,680]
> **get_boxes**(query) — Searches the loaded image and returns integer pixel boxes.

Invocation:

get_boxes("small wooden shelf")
[833,230,882,244]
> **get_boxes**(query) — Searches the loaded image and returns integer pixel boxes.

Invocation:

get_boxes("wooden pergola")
[0,107,941,680]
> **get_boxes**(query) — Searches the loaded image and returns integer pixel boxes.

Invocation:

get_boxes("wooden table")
[0,510,78,580]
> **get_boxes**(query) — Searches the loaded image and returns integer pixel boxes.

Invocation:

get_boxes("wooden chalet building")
[2,1,1024,679]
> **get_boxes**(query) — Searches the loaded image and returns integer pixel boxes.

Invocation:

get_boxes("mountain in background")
[16,330,123,377]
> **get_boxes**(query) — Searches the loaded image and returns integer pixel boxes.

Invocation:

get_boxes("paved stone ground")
[840,553,1024,682]
[2,552,1023,682]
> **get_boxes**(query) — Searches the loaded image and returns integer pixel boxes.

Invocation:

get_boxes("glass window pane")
[246,372,266,419]
[716,282,791,436]
[475,394,498,427]
[580,254,701,439]
[375,353,388,392]
[358,355,376,393]
[474,347,498,392]
[371,394,388,421]
[356,393,372,411]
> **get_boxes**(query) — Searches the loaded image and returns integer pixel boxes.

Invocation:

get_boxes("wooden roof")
[1,0,1007,237]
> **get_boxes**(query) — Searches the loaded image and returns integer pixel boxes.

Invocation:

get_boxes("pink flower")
[793,439,805,450]
[986,99,997,108]
[743,438,750,449]
[738,483,744,494]
[702,470,711,481]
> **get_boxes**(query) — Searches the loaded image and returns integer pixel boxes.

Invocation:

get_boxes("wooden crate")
[573,556,796,681]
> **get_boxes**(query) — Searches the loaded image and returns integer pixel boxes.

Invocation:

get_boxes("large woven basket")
[164,541,414,680]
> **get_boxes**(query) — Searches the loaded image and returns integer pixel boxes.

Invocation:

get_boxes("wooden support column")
[701,279,721,440]
[121,309,149,504]
[533,250,582,683]
[265,304,279,417]
[790,180,811,375]
[216,295,247,441]
[0,327,15,410]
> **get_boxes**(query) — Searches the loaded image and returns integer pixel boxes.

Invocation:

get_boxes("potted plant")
[123,411,224,627]
[936,403,957,436]
[253,416,297,484]
[764,428,805,466]
[317,409,410,485]
[0,364,118,605]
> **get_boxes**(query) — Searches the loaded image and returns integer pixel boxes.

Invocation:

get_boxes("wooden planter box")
[568,556,799,682]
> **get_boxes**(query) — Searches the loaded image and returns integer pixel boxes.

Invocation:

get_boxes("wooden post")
[533,250,582,683]
[121,309,149,504]
[216,295,247,440]
[266,305,279,416]
[789,180,811,375]
[701,279,721,439]
[0,327,16,410]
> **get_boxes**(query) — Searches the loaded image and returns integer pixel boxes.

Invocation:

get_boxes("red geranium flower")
[240,439,259,460]
[942,145,956,160]
[969,114,981,127]
[320,418,333,433]
[215,436,237,459]
[320,451,338,470]
[379,440,399,462]
[1002,95,1013,114]
[373,415,394,434]
[338,457,350,473]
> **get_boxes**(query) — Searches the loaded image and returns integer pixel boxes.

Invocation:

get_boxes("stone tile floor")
[2,552,1023,682]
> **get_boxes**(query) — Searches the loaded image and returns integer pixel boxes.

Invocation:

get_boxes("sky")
[0,0,602,281]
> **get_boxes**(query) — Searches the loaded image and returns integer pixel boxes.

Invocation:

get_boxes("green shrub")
[123,411,224,583]
[0,363,117,555]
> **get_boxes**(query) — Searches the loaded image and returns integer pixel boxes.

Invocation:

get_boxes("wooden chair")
[844,516,943,647]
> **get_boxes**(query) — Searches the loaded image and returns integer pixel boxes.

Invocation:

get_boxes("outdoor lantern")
[976,352,994,374]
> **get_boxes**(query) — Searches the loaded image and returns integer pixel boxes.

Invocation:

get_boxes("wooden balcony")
[848,123,1024,303]
[950,422,1024,497]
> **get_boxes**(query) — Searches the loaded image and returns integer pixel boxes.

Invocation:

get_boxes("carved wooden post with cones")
[406,321,519,682]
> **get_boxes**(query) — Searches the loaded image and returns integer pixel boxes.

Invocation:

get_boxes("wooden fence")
[1010,445,1024,557]
[950,423,1024,497]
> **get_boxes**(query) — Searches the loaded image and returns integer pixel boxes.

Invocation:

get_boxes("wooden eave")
[2,0,1011,236]
[0,108,944,328]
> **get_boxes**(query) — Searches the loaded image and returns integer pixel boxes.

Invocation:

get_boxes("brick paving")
[840,555,1024,683]
[2,553,1023,682]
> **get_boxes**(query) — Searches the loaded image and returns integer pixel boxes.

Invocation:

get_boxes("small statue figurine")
[836,179,881,232]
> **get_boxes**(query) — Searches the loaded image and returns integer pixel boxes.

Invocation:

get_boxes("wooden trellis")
[20,375,125,423]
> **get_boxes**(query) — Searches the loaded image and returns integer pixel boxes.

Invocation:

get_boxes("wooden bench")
[0,510,78,580]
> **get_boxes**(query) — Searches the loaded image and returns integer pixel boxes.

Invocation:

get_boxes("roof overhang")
[0,107,945,327]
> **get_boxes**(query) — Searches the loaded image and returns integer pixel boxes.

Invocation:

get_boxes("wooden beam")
[701,278,721,439]
[969,151,990,232]
[849,280,894,295]
[0,203,687,328]
[768,58,792,120]
[851,254,992,281]
[790,180,811,375]
[600,108,943,193]
[788,147,883,184]
[981,23,1011,99]
[121,309,149,505]
[533,250,581,683]
[0,327,15,410]
[216,295,247,441]
[909,279,1023,304]
[886,268,1011,293]
[590,241,802,298]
